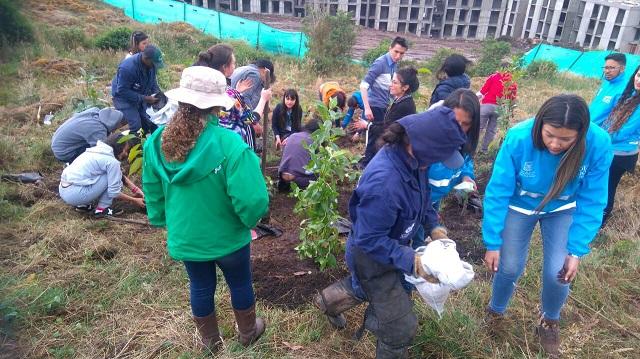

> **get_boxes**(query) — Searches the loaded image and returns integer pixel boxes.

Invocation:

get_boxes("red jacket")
[479,72,517,105]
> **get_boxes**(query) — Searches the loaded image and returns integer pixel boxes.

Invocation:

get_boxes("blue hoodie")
[342,91,364,128]
[345,108,466,293]
[589,73,627,126]
[597,90,640,155]
[428,154,474,204]
[483,118,613,257]
[111,53,160,108]
[429,74,471,106]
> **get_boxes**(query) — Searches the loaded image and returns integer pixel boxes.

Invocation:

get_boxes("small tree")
[292,98,360,270]
[303,9,356,74]
[471,39,512,77]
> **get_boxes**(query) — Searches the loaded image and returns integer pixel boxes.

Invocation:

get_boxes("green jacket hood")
[145,116,228,185]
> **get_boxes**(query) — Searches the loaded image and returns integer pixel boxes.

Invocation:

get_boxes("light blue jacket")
[342,91,364,128]
[598,91,640,155]
[428,154,474,204]
[589,73,627,126]
[483,119,613,257]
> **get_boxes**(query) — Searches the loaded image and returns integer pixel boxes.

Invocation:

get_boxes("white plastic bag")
[405,239,475,316]
[146,99,178,126]
[405,274,450,316]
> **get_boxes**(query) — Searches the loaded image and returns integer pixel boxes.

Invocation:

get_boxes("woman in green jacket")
[142,66,269,352]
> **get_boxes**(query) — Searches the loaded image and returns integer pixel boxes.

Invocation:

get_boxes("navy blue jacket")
[346,108,467,292]
[429,74,471,105]
[111,53,160,108]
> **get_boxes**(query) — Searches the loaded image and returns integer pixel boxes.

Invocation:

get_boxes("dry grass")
[1,1,638,359]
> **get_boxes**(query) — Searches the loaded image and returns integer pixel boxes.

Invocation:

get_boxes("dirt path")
[230,12,483,61]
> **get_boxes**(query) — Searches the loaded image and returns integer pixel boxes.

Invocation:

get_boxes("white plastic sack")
[453,181,475,193]
[405,274,450,316]
[405,239,475,316]
[146,99,178,126]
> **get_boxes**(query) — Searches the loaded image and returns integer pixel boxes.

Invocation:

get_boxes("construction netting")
[103,0,308,58]
[522,44,640,80]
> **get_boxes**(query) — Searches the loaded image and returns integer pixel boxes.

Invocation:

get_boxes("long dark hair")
[532,94,589,211]
[129,31,148,54]
[277,89,303,133]
[436,54,471,80]
[606,65,640,133]
[379,122,410,150]
[443,89,480,156]
[161,103,212,162]
[194,44,234,73]
[396,67,420,94]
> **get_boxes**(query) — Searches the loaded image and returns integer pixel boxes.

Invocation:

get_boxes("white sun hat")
[165,66,235,110]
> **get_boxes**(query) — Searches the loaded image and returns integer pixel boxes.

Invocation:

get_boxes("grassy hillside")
[0,1,638,358]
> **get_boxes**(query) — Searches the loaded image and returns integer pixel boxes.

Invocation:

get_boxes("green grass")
[1,1,638,358]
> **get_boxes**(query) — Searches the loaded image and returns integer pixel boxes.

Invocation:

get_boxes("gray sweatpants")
[480,104,499,151]
[59,175,113,208]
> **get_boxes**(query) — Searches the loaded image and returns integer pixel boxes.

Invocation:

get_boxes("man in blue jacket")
[111,44,164,135]
[590,53,627,125]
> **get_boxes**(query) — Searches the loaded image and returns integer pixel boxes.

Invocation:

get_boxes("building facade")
[185,0,640,53]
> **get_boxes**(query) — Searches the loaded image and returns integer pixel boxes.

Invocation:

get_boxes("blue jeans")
[183,244,255,317]
[59,175,113,208]
[489,208,574,320]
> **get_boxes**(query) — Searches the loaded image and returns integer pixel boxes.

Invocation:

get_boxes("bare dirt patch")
[228,12,483,61]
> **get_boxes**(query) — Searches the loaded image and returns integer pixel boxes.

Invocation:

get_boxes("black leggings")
[603,153,638,225]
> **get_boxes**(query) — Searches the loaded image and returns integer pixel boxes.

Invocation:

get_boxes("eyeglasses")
[602,66,620,71]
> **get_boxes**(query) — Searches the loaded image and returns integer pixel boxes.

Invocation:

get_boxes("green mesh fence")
[103,0,308,58]
[522,44,640,80]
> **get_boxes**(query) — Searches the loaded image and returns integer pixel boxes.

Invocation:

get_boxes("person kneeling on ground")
[51,107,124,164]
[318,81,347,126]
[58,132,145,218]
[142,66,269,353]
[277,118,321,192]
[314,112,467,358]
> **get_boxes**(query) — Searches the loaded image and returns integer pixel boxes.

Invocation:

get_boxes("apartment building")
[184,0,640,53]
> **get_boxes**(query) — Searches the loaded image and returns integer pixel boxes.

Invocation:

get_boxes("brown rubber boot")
[536,316,560,358]
[233,304,266,346]
[313,277,363,329]
[484,308,508,338]
[192,312,222,352]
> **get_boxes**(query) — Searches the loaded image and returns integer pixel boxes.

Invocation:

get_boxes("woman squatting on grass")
[58,132,145,218]
[142,66,269,353]
[314,111,467,358]
[482,94,613,357]
[598,65,640,226]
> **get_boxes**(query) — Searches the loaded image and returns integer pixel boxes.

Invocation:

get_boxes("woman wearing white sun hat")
[142,66,269,352]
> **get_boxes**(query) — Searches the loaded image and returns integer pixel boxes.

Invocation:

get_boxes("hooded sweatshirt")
[60,141,123,199]
[483,118,613,257]
[429,74,471,106]
[345,108,466,289]
[142,115,269,261]
[51,107,123,162]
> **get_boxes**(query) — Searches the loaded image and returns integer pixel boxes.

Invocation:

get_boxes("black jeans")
[603,153,638,225]
[360,106,387,168]
[351,247,417,356]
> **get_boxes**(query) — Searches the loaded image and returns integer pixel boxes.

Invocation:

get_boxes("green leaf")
[128,144,141,163]
[129,157,142,176]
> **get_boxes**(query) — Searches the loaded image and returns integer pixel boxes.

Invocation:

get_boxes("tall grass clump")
[471,39,512,77]
[94,27,131,51]
[362,38,391,67]
[526,60,558,79]
[0,0,34,48]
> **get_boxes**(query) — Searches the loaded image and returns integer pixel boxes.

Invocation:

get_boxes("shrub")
[55,27,90,51]
[0,0,34,46]
[94,27,131,51]
[292,98,360,270]
[303,9,356,75]
[472,39,511,77]
[526,60,558,78]
[362,38,391,67]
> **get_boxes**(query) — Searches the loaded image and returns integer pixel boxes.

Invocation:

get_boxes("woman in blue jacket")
[429,54,471,106]
[483,94,613,356]
[314,111,467,358]
[600,65,640,225]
